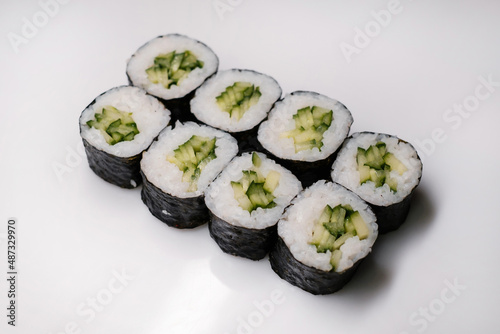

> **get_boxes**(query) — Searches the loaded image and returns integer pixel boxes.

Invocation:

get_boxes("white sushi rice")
[141,122,238,198]
[126,34,218,100]
[331,132,423,207]
[190,69,281,132]
[278,180,378,272]
[79,86,170,158]
[205,152,302,230]
[257,91,353,162]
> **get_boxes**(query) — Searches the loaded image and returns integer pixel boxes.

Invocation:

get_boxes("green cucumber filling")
[310,204,370,270]
[357,141,408,192]
[146,50,204,89]
[281,106,333,153]
[215,82,262,121]
[231,152,281,213]
[86,106,139,145]
[167,135,217,192]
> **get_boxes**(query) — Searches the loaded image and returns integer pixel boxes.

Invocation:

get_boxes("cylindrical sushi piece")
[257,91,353,187]
[79,86,170,188]
[126,34,219,123]
[331,132,423,233]
[140,122,238,228]
[190,69,282,153]
[205,152,302,260]
[269,180,378,295]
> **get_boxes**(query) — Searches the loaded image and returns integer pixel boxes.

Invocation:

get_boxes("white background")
[1,0,499,333]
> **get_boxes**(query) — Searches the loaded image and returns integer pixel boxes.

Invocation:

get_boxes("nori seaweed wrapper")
[230,125,264,154]
[370,182,417,234]
[160,90,200,124]
[82,139,142,189]
[260,148,336,188]
[140,171,209,229]
[269,236,362,295]
[208,211,277,260]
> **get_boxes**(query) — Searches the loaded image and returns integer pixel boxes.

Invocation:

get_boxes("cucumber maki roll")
[257,91,353,187]
[331,132,423,233]
[126,34,219,123]
[79,86,170,188]
[140,122,238,229]
[205,152,302,260]
[190,69,282,153]
[269,180,378,295]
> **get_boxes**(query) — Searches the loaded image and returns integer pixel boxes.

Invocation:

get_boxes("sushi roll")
[126,34,219,123]
[190,69,282,153]
[205,152,302,260]
[140,122,238,229]
[257,91,353,187]
[331,132,423,233]
[79,86,170,188]
[269,180,378,295]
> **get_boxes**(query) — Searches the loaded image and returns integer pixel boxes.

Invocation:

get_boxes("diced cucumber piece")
[311,224,336,253]
[345,220,357,235]
[86,106,139,146]
[325,205,347,237]
[234,81,253,90]
[317,205,333,225]
[317,231,336,253]
[215,82,261,121]
[332,232,354,250]
[359,165,371,184]
[383,152,408,175]
[166,135,217,192]
[283,105,333,153]
[154,51,175,67]
[231,181,254,212]
[247,182,274,208]
[385,176,398,192]
[376,141,387,155]
[330,250,342,270]
[349,211,370,240]
[311,222,327,245]
[364,145,385,169]
[252,152,262,167]
[146,50,203,88]
[369,169,386,187]
[263,170,280,193]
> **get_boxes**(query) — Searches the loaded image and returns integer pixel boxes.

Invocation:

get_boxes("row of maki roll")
[140,122,238,229]
[205,152,302,260]
[77,33,424,296]
[79,86,171,188]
